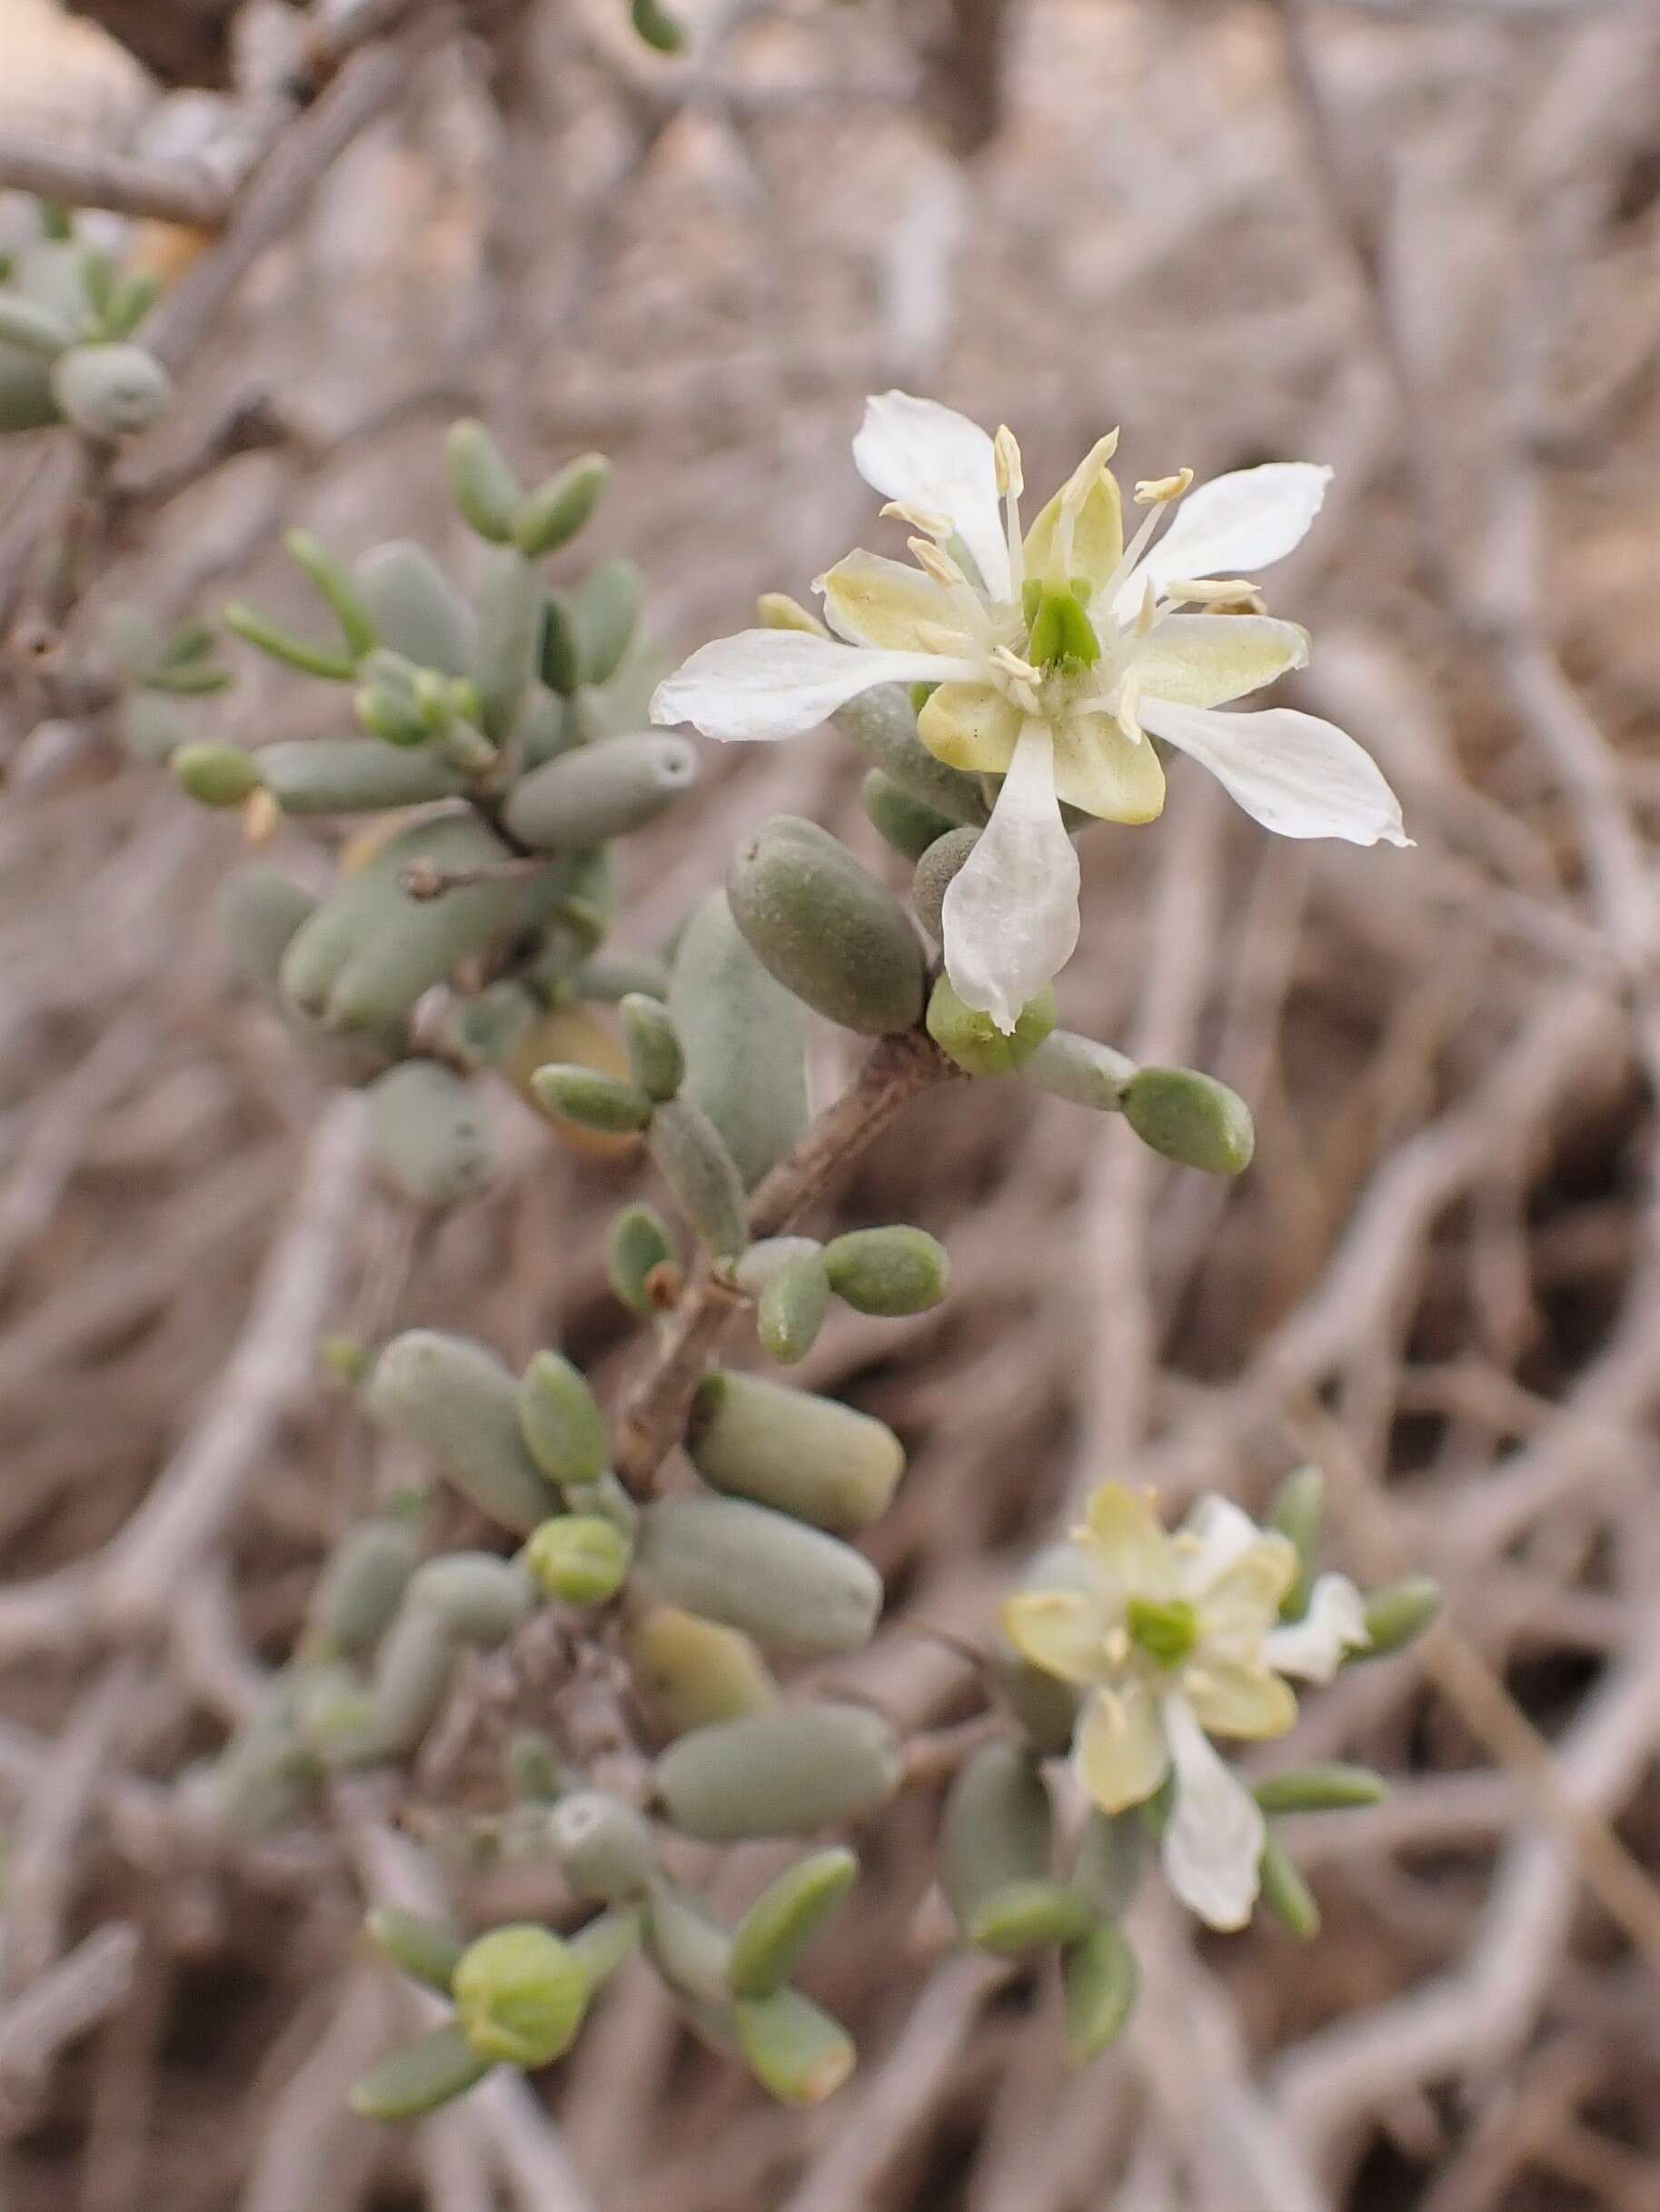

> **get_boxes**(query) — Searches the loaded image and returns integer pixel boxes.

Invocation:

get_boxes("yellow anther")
[881,498,952,537]
[1163,576,1266,613]
[1104,1626,1132,1666]
[993,424,1024,500]
[1134,579,1158,637]
[1134,467,1194,506]
[910,536,967,590]
[989,643,1040,686]
[243,788,279,846]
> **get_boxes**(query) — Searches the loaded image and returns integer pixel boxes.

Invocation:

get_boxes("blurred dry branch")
[3,0,1660,2208]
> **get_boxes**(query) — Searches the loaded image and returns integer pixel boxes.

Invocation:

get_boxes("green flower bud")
[259,738,465,814]
[621,992,685,1101]
[860,769,957,861]
[670,890,808,1191]
[284,529,378,660]
[408,1553,536,1646]
[516,1350,608,1488]
[549,1790,655,1901]
[626,1604,779,1738]
[728,818,927,1036]
[638,1495,880,1653]
[568,1906,642,1989]
[512,453,610,557]
[941,1743,1051,1943]
[926,974,1055,1076]
[502,734,698,851]
[364,1905,465,1994]
[1069,1805,1144,1920]
[735,1989,854,2108]
[832,683,987,825]
[607,1203,679,1316]
[365,1060,492,1206]
[1062,1923,1138,2064]
[648,1097,749,1258]
[1120,1066,1255,1175]
[353,679,430,748]
[452,1924,588,2066]
[572,558,641,688]
[911,825,979,944]
[303,1515,421,1661]
[686,1369,904,1533]
[1257,1834,1320,1939]
[822,1225,949,1316]
[473,545,538,744]
[523,1514,631,1606]
[366,1331,561,1535]
[653,1704,900,1840]
[50,342,170,438]
[531,1063,654,1135]
[217,866,316,995]
[173,741,261,808]
[729,1848,858,2000]
[349,2023,492,2119]
[757,1249,830,1364]
[353,540,474,675]
[538,591,581,696]
[1357,1575,1442,1657]
[645,1885,732,2004]
[1267,1464,1325,1622]
[447,419,521,542]
[1254,1763,1387,1815]
[1021,1029,1137,1112]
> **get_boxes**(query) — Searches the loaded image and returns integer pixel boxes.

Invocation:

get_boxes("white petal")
[940,717,1079,1033]
[1116,461,1331,617]
[1140,699,1410,847]
[650,630,978,744]
[1160,1694,1266,1931]
[1263,1573,1370,1683]
[852,392,1011,604]
[1176,1494,1263,1593]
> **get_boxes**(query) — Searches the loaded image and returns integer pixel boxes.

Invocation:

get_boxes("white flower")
[651,392,1407,1033]
[1001,1481,1369,1930]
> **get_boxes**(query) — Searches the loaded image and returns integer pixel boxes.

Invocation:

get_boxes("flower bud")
[173,741,260,808]
[452,1924,588,2066]
[364,1905,464,1993]
[648,1097,749,1258]
[1357,1575,1441,1656]
[627,1603,779,1738]
[670,890,808,1190]
[365,1060,492,1206]
[549,1790,655,1901]
[653,1704,900,1840]
[473,546,538,743]
[926,975,1055,1076]
[911,826,978,944]
[502,733,698,850]
[619,992,684,1102]
[531,1064,654,1135]
[735,1989,854,2108]
[408,1553,536,1646]
[447,419,521,542]
[304,1515,421,1661]
[258,738,465,815]
[1062,1923,1138,2063]
[729,1848,857,1999]
[638,1495,880,1653]
[822,1225,949,1316]
[524,1514,631,1606]
[516,1350,608,1488]
[366,1331,561,1535]
[353,540,474,675]
[1021,1030,1136,1112]
[1257,1834,1319,1939]
[572,558,641,687]
[349,2024,492,2119]
[50,342,171,438]
[512,453,610,557]
[728,818,927,1036]
[1255,1763,1386,1815]
[941,1743,1051,1944]
[832,683,987,825]
[860,768,956,861]
[607,1203,679,1316]
[686,1370,904,1533]
[756,1249,830,1364]
[1120,1066,1254,1175]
